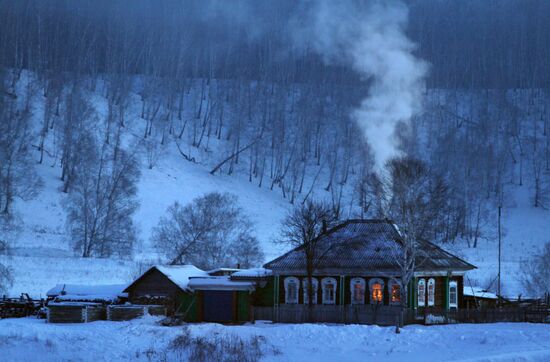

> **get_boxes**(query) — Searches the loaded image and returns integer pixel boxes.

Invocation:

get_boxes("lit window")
[389,280,401,304]
[369,278,385,304]
[449,281,458,309]
[418,279,426,307]
[321,277,337,304]
[303,278,318,305]
[427,278,435,307]
[350,278,366,304]
[284,277,300,304]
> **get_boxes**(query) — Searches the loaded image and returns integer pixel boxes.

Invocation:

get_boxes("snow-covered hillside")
[1,72,549,299]
[1,121,292,296]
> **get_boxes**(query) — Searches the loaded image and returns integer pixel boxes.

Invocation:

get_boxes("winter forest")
[1,0,550,304]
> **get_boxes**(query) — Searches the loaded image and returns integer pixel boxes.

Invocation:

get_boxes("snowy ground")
[0,317,549,361]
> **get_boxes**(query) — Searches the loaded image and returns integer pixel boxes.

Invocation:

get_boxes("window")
[389,280,401,305]
[284,277,300,304]
[427,278,435,307]
[303,278,318,305]
[350,278,366,304]
[449,281,458,309]
[418,279,426,307]
[369,278,385,304]
[321,277,337,304]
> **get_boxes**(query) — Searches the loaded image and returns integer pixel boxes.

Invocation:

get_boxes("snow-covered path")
[0,317,549,361]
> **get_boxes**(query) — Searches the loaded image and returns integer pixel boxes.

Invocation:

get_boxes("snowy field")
[0,317,549,362]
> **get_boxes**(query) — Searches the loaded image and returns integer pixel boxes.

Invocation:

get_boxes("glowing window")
[390,281,401,304]
[369,278,385,304]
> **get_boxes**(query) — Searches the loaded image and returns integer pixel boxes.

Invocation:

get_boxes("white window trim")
[449,280,458,309]
[427,278,435,307]
[388,279,401,305]
[350,277,366,305]
[284,277,300,304]
[321,277,337,305]
[303,278,319,305]
[418,278,426,307]
[368,278,385,305]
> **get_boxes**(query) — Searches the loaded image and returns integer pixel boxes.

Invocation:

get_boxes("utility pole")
[497,205,502,307]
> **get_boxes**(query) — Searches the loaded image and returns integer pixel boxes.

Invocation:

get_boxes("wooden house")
[263,220,476,312]
[125,220,476,325]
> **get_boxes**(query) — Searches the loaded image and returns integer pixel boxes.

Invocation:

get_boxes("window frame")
[427,278,435,307]
[368,278,385,305]
[350,277,366,305]
[449,280,458,309]
[284,277,300,304]
[321,277,338,305]
[303,277,319,305]
[417,278,426,307]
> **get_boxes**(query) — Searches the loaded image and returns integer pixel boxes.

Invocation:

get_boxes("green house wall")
[177,293,200,322]
[236,291,250,322]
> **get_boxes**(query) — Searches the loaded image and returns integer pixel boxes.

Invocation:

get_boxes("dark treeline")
[1,0,550,88]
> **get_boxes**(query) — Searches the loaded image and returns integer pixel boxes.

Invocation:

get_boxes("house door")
[202,291,234,323]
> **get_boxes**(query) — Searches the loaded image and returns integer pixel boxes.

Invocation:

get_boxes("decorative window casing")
[389,280,401,305]
[417,278,426,307]
[427,278,435,306]
[350,278,366,304]
[369,278,385,304]
[321,277,337,304]
[284,277,300,304]
[449,281,458,309]
[303,278,319,305]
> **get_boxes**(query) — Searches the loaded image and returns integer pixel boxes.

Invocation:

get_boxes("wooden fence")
[253,305,549,326]
[253,305,403,326]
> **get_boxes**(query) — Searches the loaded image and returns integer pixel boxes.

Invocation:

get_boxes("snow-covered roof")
[463,286,498,300]
[48,301,103,307]
[231,268,272,278]
[46,284,127,301]
[154,265,209,291]
[206,267,240,275]
[188,276,256,291]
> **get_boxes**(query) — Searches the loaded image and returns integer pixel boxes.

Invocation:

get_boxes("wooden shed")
[463,286,498,309]
[123,265,209,319]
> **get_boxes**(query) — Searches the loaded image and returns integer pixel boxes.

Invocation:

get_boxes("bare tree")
[0,262,13,295]
[279,200,337,315]
[67,136,140,258]
[522,242,550,298]
[0,70,42,214]
[370,157,449,307]
[152,192,263,269]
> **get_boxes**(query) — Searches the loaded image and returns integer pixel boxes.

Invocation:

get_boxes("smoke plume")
[295,0,428,171]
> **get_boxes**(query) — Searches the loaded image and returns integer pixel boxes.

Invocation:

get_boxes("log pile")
[0,295,42,319]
